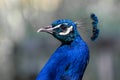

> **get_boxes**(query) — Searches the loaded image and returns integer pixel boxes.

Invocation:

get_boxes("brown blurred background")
[0,0,120,80]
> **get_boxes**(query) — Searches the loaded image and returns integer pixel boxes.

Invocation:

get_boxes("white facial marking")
[59,26,73,35]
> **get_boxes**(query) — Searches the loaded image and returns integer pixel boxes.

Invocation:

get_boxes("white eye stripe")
[43,24,61,31]
[52,24,61,30]
[59,26,73,35]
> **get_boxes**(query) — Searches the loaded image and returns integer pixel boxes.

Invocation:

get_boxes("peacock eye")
[52,23,73,36]
[60,24,68,31]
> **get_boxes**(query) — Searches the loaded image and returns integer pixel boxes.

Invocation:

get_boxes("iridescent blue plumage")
[36,14,99,80]
[51,20,78,43]
[36,36,89,80]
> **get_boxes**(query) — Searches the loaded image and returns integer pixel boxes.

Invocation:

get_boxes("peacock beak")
[37,24,62,34]
[37,25,54,34]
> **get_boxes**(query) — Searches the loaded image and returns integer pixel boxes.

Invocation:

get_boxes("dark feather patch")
[90,13,100,41]
[65,63,70,71]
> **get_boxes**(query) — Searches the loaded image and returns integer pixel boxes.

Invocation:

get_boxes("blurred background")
[0,0,120,80]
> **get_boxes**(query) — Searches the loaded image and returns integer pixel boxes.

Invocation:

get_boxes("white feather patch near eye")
[59,26,73,35]
[52,24,61,30]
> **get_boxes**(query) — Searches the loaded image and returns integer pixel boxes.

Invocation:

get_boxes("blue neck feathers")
[36,35,89,80]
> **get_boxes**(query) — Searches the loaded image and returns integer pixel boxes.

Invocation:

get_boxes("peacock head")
[37,19,80,43]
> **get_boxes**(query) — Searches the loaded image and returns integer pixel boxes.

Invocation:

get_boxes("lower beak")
[37,25,53,34]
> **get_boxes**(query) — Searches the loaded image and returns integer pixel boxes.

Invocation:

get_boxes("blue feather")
[36,36,89,80]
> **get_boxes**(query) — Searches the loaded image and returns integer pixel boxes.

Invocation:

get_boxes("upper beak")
[37,25,53,34]
[37,24,61,34]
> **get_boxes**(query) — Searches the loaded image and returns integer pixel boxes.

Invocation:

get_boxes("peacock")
[36,13,99,80]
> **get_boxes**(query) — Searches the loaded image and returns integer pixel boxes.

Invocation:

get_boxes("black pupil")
[60,24,67,30]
